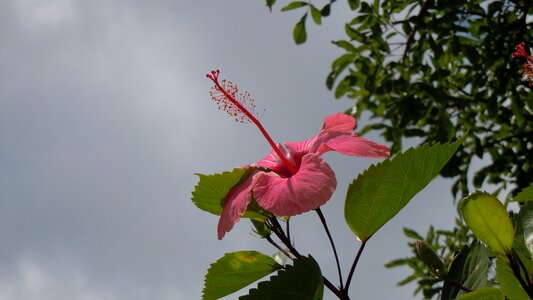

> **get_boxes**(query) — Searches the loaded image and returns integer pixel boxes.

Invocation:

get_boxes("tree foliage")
[263,0,533,298]
[267,0,533,196]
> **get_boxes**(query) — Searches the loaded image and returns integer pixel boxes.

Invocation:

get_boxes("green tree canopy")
[268,0,532,196]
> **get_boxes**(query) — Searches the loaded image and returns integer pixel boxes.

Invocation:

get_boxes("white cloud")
[12,0,79,31]
[0,259,114,300]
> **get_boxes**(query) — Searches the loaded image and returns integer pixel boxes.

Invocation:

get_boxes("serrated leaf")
[281,1,308,11]
[513,182,533,202]
[456,287,504,300]
[459,192,514,255]
[293,14,307,44]
[496,259,529,300]
[192,168,259,217]
[203,251,281,300]
[240,255,323,299]
[344,136,465,241]
[310,5,321,25]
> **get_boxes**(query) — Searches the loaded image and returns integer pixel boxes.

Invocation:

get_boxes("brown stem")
[402,0,433,61]
[450,280,473,293]
[265,217,348,299]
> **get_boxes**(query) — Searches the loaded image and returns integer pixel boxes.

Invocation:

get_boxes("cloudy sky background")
[0,1,461,299]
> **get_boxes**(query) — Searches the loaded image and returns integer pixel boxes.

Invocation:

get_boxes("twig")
[402,0,433,61]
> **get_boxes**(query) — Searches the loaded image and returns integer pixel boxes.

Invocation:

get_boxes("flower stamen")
[206,70,298,175]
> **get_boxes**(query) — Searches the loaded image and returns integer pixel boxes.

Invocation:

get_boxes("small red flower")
[512,42,533,86]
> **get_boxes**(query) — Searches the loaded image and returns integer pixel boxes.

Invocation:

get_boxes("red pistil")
[206,70,298,175]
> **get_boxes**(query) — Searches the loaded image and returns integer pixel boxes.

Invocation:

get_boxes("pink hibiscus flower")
[206,70,390,239]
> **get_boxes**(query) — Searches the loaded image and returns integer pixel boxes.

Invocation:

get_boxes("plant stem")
[266,217,348,299]
[450,281,472,293]
[345,239,368,292]
[286,218,291,245]
[315,208,344,290]
[265,235,294,260]
[507,252,533,299]
[515,251,532,285]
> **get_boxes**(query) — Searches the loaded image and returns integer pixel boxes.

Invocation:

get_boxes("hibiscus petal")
[322,113,356,133]
[255,144,294,177]
[253,154,337,216]
[217,172,256,240]
[316,133,390,158]
[285,113,357,156]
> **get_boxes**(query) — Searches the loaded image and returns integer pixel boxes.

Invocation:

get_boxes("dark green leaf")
[345,137,465,241]
[310,5,321,25]
[320,4,331,16]
[265,0,277,11]
[293,14,307,44]
[332,40,357,52]
[240,255,323,299]
[281,1,308,11]
[519,202,533,256]
[203,251,282,300]
[441,241,489,299]
[442,244,470,300]
[347,0,360,10]
[403,227,424,240]
[416,241,447,277]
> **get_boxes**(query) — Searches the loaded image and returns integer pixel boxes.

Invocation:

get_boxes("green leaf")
[281,1,308,11]
[455,287,504,300]
[293,14,307,44]
[310,5,321,25]
[496,259,529,300]
[442,244,470,300]
[513,182,533,202]
[441,242,489,299]
[459,242,490,294]
[203,251,282,300]
[519,202,533,256]
[347,0,360,10]
[344,136,465,241]
[403,227,424,240]
[459,192,514,254]
[265,0,277,11]
[192,168,261,218]
[416,240,447,277]
[240,255,323,299]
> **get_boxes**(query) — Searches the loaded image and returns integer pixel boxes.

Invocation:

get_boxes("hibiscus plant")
[192,40,533,297]
[192,70,468,299]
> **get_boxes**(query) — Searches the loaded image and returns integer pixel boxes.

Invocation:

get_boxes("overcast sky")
[0,1,460,299]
